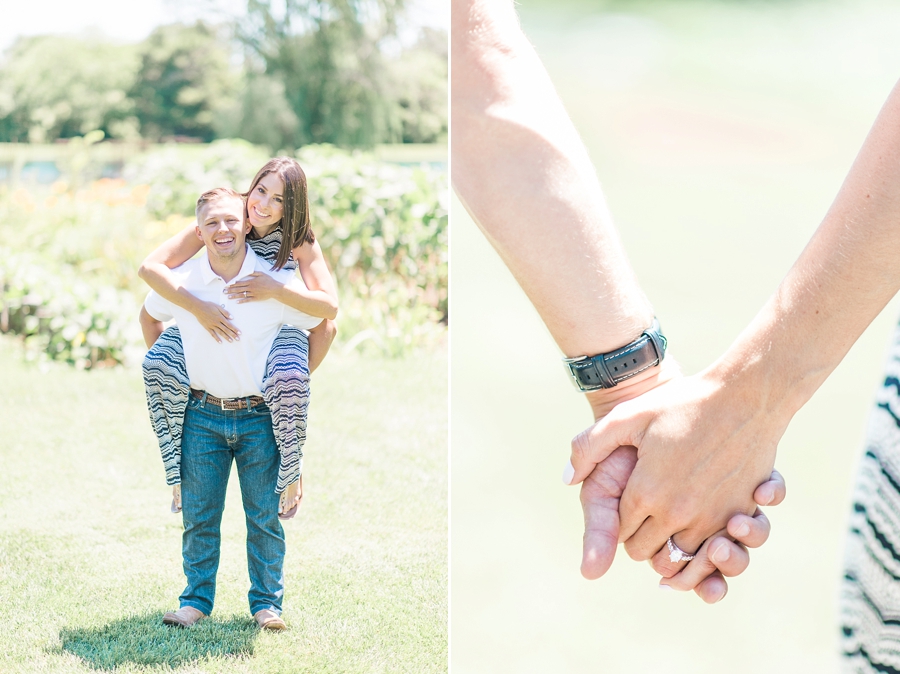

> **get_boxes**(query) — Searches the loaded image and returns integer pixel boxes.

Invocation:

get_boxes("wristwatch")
[562,318,667,392]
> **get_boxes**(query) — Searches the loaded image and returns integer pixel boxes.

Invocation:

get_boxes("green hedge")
[0,142,447,367]
[300,145,447,355]
[0,248,143,368]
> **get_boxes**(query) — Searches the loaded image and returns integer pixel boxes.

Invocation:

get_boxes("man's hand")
[651,470,785,602]
[193,300,240,343]
[278,476,303,520]
[569,370,786,562]
[579,446,785,602]
[576,359,680,578]
[171,484,182,513]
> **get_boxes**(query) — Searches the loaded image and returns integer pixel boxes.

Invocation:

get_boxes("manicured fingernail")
[711,543,730,564]
[760,487,774,505]
[735,522,750,538]
[562,459,575,485]
[658,583,673,591]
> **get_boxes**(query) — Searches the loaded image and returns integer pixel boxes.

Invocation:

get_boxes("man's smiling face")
[195,195,251,262]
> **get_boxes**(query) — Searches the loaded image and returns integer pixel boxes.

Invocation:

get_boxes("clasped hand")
[568,367,786,602]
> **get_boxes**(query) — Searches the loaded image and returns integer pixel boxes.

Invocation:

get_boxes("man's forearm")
[140,263,207,317]
[452,0,653,359]
[308,319,337,373]
[139,307,165,348]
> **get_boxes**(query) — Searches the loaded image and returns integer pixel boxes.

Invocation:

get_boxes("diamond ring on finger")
[666,536,696,563]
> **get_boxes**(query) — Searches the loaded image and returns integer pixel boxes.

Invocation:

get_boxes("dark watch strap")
[562,318,667,392]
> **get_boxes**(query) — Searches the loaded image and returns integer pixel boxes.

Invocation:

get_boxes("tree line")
[0,1,447,149]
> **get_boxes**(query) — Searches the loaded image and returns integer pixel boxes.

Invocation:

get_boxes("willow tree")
[241,0,406,147]
[130,22,238,142]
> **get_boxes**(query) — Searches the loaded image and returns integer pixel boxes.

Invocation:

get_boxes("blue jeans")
[143,326,310,491]
[178,393,285,616]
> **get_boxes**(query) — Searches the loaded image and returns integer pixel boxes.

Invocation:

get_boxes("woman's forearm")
[275,284,338,320]
[293,240,339,302]
[709,77,900,419]
[452,0,653,358]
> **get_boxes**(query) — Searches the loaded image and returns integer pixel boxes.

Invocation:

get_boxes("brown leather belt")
[190,388,265,410]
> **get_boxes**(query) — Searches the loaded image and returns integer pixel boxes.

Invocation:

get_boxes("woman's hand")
[225,272,284,303]
[227,269,337,318]
[194,300,240,343]
[171,484,182,513]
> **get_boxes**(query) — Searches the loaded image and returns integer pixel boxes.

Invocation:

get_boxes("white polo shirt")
[144,245,322,398]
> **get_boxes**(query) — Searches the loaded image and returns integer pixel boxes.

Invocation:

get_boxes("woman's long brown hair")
[245,157,315,271]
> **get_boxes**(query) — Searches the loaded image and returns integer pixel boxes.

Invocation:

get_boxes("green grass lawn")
[0,336,447,673]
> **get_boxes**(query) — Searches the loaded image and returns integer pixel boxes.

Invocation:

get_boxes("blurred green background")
[450,1,900,672]
[0,0,446,148]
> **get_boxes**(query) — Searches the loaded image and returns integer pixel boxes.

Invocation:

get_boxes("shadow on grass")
[59,612,259,670]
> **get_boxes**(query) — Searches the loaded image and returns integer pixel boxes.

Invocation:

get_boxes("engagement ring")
[666,536,695,563]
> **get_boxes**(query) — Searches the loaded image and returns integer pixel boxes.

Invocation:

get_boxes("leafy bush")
[0,248,144,368]
[0,143,447,366]
[301,145,448,355]
[123,139,270,219]
[0,179,184,368]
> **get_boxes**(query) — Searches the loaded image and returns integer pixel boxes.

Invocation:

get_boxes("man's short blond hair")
[195,187,244,219]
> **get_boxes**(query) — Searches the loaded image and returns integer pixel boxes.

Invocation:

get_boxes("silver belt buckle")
[220,397,230,410]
